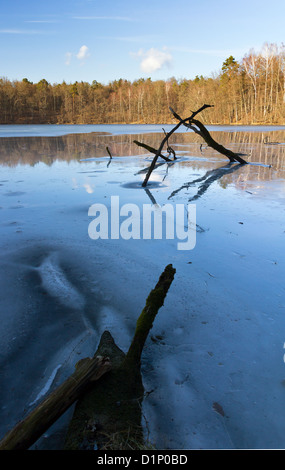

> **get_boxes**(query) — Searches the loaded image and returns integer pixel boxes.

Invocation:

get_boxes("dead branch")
[106,146,112,159]
[137,104,212,187]
[124,264,176,367]
[0,356,111,450]
[106,146,113,167]
[162,128,177,160]
[171,111,248,165]
[134,105,249,187]
[133,140,172,162]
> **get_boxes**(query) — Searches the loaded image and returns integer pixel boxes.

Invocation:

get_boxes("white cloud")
[0,29,48,34]
[64,46,90,66]
[76,45,90,61]
[133,47,173,73]
[25,20,59,24]
[73,16,134,22]
[65,52,72,66]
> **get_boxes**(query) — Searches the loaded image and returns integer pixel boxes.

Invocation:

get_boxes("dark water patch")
[61,204,90,214]
[121,181,166,189]
[4,191,26,197]
[9,205,25,209]
[77,170,106,174]
[2,220,21,226]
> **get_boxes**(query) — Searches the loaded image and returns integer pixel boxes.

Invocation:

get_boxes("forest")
[1,43,285,126]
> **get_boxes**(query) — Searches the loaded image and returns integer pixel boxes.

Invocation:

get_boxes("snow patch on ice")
[38,252,85,311]
[29,364,62,406]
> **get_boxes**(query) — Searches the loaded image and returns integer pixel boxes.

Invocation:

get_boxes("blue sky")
[1,0,284,85]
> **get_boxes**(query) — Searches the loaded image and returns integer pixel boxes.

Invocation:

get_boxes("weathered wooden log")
[63,330,141,450]
[169,108,248,165]
[64,264,176,450]
[0,355,111,450]
[186,118,247,164]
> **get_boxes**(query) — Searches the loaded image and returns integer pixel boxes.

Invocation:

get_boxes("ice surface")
[1,123,285,138]
[0,126,285,450]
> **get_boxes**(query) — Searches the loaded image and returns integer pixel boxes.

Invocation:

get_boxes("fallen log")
[64,264,176,450]
[63,330,143,450]
[0,265,175,451]
[0,355,111,451]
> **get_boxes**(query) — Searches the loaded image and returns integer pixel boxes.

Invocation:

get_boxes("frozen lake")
[0,124,285,449]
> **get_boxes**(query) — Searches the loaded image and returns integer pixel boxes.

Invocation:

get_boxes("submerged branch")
[106,146,113,159]
[106,146,113,167]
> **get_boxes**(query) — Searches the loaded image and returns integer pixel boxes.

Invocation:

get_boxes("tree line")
[1,43,284,126]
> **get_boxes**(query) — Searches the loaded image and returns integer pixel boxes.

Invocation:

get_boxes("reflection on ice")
[168,163,244,202]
